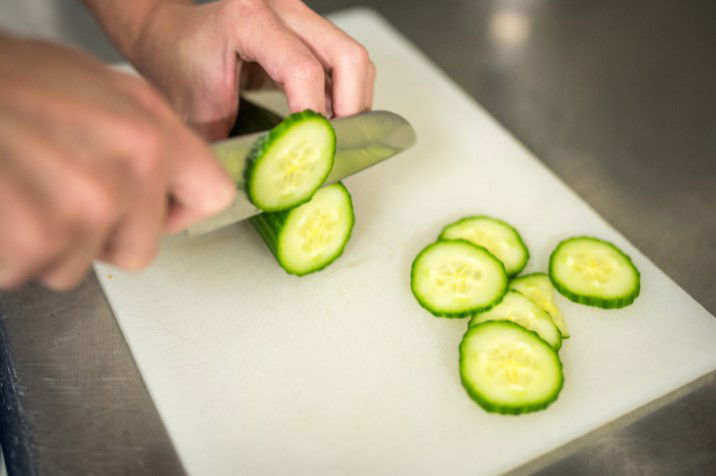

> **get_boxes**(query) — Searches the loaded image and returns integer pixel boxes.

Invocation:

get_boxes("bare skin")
[0,35,235,290]
[82,0,376,139]
[0,0,374,291]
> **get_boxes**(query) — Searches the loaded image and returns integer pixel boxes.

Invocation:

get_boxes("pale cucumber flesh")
[250,182,354,276]
[439,216,529,277]
[411,240,508,318]
[509,273,569,338]
[469,290,562,350]
[550,236,640,309]
[460,320,564,414]
[246,110,335,212]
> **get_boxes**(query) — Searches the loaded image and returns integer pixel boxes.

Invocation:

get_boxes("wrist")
[80,0,192,64]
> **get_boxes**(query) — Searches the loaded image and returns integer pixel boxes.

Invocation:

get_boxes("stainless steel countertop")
[1,1,715,474]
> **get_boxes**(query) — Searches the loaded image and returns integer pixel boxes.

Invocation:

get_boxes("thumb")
[164,129,235,234]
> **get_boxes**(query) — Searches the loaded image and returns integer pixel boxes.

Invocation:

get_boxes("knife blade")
[186,110,417,236]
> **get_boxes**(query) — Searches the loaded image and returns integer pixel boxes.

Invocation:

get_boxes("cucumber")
[439,216,529,277]
[411,240,508,318]
[509,273,569,338]
[549,236,640,309]
[469,290,562,350]
[250,182,354,276]
[460,320,564,414]
[245,109,335,212]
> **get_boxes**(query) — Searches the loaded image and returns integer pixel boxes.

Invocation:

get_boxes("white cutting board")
[96,9,716,476]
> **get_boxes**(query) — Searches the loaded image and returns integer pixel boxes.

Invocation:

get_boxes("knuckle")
[341,42,371,67]
[221,0,262,20]
[367,59,376,78]
[124,121,163,156]
[116,122,166,178]
[68,175,118,227]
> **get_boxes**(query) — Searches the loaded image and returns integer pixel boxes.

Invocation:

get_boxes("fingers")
[0,37,226,291]
[265,0,376,116]
[0,76,231,290]
[95,79,234,252]
[163,128,236,234]
[364,62,376,111]
[330,48,375,116]
[38,228,105,291]
[0,2,373,292]
[37,166,127,289]
[99,177,166,270]
[0,157,109,291]
[0,119,101,290]
[0,175,62,289]
[228,2,327,115]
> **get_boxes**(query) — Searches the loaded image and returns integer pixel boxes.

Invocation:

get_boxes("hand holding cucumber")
[0,0,374,290]
[83,0,376,140]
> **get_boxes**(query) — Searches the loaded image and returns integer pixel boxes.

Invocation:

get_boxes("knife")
[186,110,417,236]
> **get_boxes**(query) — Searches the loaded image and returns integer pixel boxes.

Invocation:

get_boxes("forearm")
[79,0,190,62]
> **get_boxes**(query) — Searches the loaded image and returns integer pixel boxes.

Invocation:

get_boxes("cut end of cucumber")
[460,320,564,415]
[276,183,354,276]
[439,215,529,277]
[470,290,562,350]
[246,110,335,212]
[549,236,640,309]
[509,273,569,338]
[411,240,508,318]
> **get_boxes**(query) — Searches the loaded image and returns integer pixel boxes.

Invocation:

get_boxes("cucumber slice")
[469,290,562,350]
[245,110,335,212]
[549,236,640,309]
[411,240,508,318]
[460,320,564,414]
[509,273,569,338]
[439,216,529,277]
[250,182,354,276]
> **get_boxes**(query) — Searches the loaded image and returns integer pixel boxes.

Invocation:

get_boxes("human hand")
[87,0,376,140]
[0,35,235,290]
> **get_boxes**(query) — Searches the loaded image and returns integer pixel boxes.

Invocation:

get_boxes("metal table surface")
[1,1,715,474]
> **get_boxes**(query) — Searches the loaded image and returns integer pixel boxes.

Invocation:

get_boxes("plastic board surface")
[96,9,716,476]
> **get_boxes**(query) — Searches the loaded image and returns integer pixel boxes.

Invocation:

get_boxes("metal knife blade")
[186,110,416,236]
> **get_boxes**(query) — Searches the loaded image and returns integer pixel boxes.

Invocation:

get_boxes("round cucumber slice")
[439,216,529,277]
[245,110,335,212]
[250,182,354,276]
[460,320,564,414]
[469,290,562,350]
[509,273,569,338]
[411,240,508,318]
[549,236,640,309]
